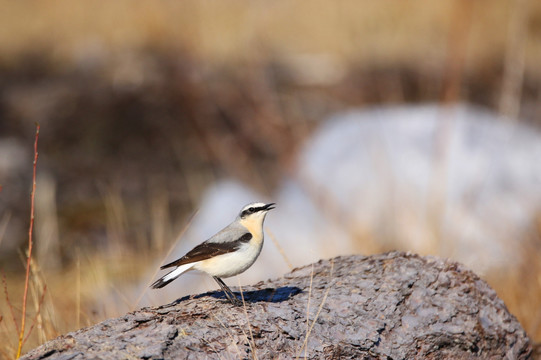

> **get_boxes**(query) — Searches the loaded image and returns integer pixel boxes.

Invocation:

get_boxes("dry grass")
[0,250,152,358]
[486,220,541,342]
[2,190,541,358]
[296,260,334,359]
[1,0,541,358]
[0,0,539,76]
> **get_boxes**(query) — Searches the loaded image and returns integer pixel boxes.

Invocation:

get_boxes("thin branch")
[16,123,40,359]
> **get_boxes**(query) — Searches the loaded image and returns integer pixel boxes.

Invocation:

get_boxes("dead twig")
[16,123,40,358]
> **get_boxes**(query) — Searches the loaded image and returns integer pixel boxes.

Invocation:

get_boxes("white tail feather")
[163,263,195,282]
[152,262,196,289]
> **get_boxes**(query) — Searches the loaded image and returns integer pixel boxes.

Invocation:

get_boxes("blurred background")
[1,0,541,357]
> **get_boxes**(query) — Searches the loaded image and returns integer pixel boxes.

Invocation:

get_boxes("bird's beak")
[264,203,276,211]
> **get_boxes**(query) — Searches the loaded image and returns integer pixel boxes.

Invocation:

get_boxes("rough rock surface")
[22,252,532,359]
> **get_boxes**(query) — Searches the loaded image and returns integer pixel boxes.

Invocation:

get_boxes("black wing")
[160,233,253,269]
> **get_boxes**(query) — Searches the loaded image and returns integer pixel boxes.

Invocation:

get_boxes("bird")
[151,202,275,305]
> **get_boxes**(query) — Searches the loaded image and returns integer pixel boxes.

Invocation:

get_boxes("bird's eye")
[249,207,255,213]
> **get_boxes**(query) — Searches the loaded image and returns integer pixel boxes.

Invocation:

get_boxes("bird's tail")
[151,263,195,289]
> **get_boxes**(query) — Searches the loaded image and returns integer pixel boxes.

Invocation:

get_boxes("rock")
[22,252,532,359]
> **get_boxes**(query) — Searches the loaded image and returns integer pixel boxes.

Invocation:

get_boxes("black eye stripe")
[241,206,266,218]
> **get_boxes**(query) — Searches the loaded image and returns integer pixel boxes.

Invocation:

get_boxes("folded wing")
[159,233,253,269]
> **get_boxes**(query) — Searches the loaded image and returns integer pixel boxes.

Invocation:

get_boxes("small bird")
[151,202,275,305]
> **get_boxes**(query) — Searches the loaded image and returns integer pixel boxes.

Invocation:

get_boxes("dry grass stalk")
[266,228,293,270]
[16,123,40,359]
[238,282,258,360]
[297,259,334,359]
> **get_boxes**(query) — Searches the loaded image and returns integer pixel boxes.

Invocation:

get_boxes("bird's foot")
[229,297,243,306]
[221,291,242,306]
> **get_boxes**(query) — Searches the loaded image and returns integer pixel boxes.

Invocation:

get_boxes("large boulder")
[22,252,532,359]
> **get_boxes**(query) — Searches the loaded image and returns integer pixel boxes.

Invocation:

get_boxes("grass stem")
[16,123,40,359]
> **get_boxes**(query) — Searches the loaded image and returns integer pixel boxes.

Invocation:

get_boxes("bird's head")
[237,202,275,229]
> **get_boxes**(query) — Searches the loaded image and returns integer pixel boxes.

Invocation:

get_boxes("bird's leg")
[213,276,242,306]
